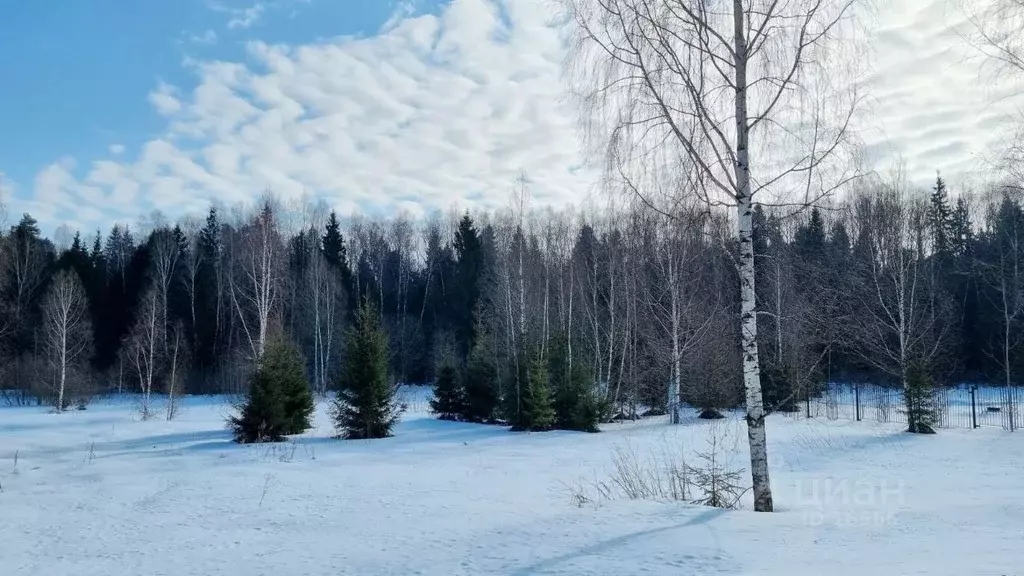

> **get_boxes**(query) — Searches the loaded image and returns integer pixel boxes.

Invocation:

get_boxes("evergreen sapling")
[461,344,499,423]
[430,363,464,421]
[332,301,403,439]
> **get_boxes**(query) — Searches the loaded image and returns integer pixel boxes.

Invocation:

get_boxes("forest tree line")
[1,171,1023,424]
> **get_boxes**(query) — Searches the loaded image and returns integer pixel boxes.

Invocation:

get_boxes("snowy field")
[2,388,1023,576]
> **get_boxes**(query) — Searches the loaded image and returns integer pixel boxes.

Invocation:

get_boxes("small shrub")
[563,439,692,506]
[563,426,748,510]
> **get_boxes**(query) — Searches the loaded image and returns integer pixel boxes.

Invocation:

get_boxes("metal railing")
[788,383,1024,431]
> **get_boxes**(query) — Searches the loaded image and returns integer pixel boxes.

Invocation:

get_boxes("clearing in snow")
[1,388,1022,576]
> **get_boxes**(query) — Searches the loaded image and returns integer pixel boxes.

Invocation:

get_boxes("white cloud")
[17,0,1024,233]
[148,80,182,116]
[189,29,219,45]
[0,171,14,224]
[207,1,267,29]
[109,144,126,156]
[24,0,593,230]
[383,1,418,32]
[227,4,265,29]
[857,0,1022,186]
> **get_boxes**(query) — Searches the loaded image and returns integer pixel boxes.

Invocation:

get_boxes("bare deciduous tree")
[230,202,282,363]
[179,215,204,347]
[961,0,1024,76]
[848,171,950,431]
[561,0,864,511]
[979,190,1024,430]
[150,227,181,350]
[127,284,162,419]
[165,321,189,420]
[960,0,1024,185]
[42,270,92,412]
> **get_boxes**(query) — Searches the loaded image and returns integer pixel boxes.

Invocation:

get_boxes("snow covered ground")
[2,388,1023,576]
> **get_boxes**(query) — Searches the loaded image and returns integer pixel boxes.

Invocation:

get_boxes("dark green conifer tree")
[904,362,938,434]
[462,340,500,423]
[548,335,599,432]
[272,338,315,435]
[332,300,402,439]
[453,214,483,360]
[511,352,555,432]
[430,363,464,420]
[230,364,286,444]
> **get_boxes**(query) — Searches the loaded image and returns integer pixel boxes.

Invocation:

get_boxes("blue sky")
[0,0,1019,235]
[0,0,436,166]
[0,1,443,221]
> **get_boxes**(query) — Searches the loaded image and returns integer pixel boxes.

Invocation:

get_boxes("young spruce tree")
[229,337,314,443]
[905,361,938,434]
[332,300,402,439]
[272,338,315,435]
[430,363,464,421]
[511,352,556,432]
[461,341,499,423]
[549,335,600,432]
[230,366,285,444]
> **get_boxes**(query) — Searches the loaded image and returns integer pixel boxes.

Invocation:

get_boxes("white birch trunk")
[734,0,772,511]
[669,249,681,424]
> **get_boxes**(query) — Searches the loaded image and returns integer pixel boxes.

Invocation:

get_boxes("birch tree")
[42,270,92,412]
[645,206,716,422]
[561,0,863,510]
[149,227,180,349]
[179,215,204,349]
[127,284,162,419]
[848,173,950,432]
[980,192,1024,430]
[229,202,282,363]
[961,0,1024,75]
[390,214,415,381]
[961,0,1024,184]
[305,222,343,396]
[165,321,188,420]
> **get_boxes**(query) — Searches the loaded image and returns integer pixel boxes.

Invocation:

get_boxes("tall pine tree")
[930,175,953,261]
[194,207,222,377]
[322,210,353,307]
[453,214,483,361]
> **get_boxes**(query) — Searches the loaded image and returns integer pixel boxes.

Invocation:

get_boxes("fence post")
[806,392,811,419]
[855,382,861,422]
[970,385,978,429]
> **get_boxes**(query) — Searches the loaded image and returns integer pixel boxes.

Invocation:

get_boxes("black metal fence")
[787,383,1024,431]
